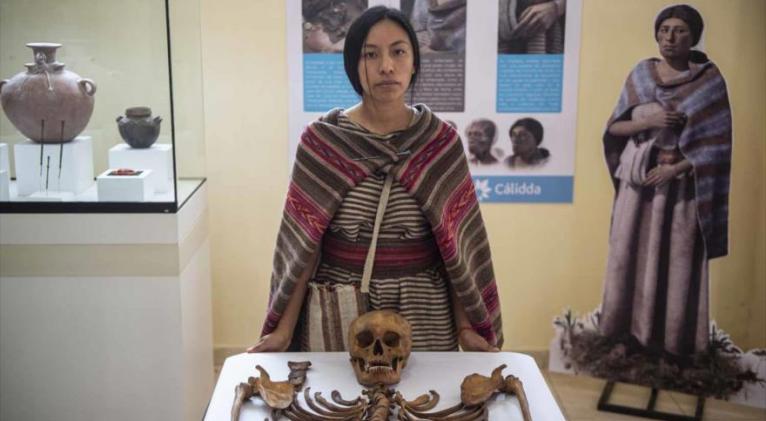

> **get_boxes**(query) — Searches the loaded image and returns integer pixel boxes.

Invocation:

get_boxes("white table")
[205,352,565,420]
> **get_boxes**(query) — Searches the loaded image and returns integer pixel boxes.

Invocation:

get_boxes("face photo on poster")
[547,3,766,410]
[464,118,502,166]
[449,115,562,175]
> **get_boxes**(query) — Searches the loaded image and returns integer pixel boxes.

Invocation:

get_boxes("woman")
[506,118,550,168]
[599,5,731,357]
[250,6,503,353]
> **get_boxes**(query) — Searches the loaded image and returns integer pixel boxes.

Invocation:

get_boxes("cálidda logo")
[474,179,492,201]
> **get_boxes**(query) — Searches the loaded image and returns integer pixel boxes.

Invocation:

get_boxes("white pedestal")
[0,143,9,172]
[97,169,154,202]
[0,185,213,421]
[0,170,9,201]
[1,143,12,200]
[109,144,173,194]
[13,137,94,196]
[25,191,75,202]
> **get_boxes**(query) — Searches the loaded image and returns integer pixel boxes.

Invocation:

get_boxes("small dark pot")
[117,106,162,148]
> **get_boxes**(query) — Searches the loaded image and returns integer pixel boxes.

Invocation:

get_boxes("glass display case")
[0,0,205,213]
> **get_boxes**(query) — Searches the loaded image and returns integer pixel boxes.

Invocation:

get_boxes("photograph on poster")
[302,0,367,53]
[496,0,569,116]
[403,0,466,53]
[464,117,554,171]
[505,117,551,169]
[498,0,566,54]
[548,3,765,410]
[403,0,467,111]
[465,118,503,166]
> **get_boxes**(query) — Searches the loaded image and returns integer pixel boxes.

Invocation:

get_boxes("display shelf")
[0,0,205,212]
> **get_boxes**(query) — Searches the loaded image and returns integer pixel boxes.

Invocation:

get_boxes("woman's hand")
[459,328,500,352]
[246,330,292,353]
[645,110,687,130]
[512,3,559,38]
[644,164,680,187]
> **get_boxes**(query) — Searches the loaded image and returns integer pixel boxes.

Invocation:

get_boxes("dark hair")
[510,118,544,145]
[654,4,704,46]
[343,6,420,97]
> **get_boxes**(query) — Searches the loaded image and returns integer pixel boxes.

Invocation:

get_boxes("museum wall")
[200,0,765,353]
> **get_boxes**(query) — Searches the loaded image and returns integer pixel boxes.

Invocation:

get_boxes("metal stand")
[597,381,705,421]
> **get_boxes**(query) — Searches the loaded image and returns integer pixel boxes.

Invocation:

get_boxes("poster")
[288,0,582,203]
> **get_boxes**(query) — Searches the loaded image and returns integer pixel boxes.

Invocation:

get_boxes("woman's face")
[656,17,693,60]
[510,125,538,158]
[467,123,494,156]
[358,19,415,102]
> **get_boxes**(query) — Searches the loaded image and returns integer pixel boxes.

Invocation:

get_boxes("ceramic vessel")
[116,106,162,148]
[0,43,96,143]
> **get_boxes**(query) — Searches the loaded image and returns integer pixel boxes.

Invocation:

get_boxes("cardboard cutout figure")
[550,4,764,410]
[599,4,731,358]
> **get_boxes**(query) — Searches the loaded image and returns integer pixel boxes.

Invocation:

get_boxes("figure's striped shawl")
[261,105,503,348]
[604,58,732,259]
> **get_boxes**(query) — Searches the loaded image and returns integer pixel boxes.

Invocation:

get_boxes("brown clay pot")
[0,43,96,144]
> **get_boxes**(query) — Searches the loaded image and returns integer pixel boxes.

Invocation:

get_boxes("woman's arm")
[644,159,693,186]
[608,109,686,137]
[450,286,500,352]
[247,250,320,352]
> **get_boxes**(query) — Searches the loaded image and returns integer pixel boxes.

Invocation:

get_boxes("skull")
[348,310,412,386]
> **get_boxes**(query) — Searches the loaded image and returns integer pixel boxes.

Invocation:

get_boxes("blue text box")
[497,54,564,113]
[472,175,573,203]
[303,54,359,112]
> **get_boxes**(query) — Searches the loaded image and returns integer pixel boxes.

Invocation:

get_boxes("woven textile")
[261,104,503,349]
[603,58,732,259]
[601,167,709,355]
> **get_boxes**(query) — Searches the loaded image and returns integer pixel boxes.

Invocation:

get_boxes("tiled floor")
[543,371,766,420]
[214,365,766,420]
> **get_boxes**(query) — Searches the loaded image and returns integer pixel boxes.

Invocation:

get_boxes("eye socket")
[383,331,401,347]
[356,330,374,347]
[363,51,377,59]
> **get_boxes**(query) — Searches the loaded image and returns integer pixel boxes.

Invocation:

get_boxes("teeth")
[358,360,396,373]
[352,357,408,375]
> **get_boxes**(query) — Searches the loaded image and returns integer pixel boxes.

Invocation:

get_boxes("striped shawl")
[604,58,732,259]
[261,104,503,348]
